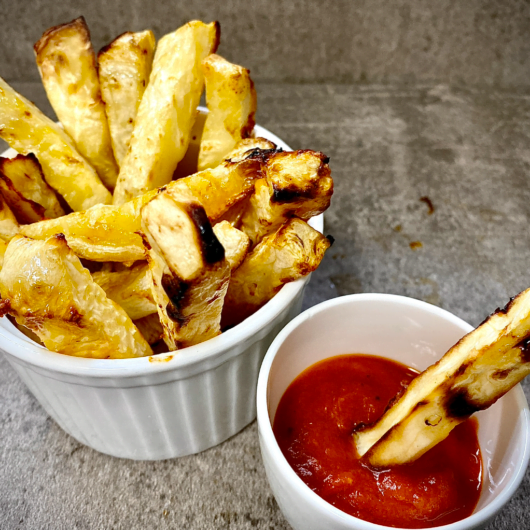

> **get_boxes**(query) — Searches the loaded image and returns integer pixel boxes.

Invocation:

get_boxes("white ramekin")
[0,120,323,460]
[257,294,530,530]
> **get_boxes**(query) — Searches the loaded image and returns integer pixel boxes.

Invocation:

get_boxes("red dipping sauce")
[273,355,482,528]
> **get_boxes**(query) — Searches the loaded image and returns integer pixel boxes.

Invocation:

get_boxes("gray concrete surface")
[1,81,529,529]
[1,0,530,88]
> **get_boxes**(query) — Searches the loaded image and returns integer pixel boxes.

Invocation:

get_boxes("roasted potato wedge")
[98,30,156,166]
[354,289,530,467]
[92,261,156,320]
[198,54,257,171]
[0,235,152,358]
[113,20,220,205]
[142,185,230,350]
[0,154,65,223]
[222,218,331,328]
[134,313,164,345]
[213,221,250,271]
[0,77,111,211]
[35,17,119,189]
[239,150,333,245]
[0,194,19,241]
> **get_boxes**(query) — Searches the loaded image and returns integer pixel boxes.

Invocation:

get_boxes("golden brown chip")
[0,235,152,358]
[239,150,333,245]
[222,218,330,328]
[35,16,119,189]
[113,20,220,205]
[19,147,273,262]
[92,261,156,320]
[21,204,146,262]
[0,77,111,211]
[198,54,257,171]
[98,30,156,166]
[0,154,65,223]
[142,185,230,350]
[181,147,279,222]
[354,289,530,466]
[213,221,250,271]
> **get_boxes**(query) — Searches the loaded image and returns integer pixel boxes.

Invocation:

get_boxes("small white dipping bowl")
[257,294,530,530]
[0,114,322,460]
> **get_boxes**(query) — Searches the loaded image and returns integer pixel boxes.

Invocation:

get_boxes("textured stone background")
[1,1,530,529]
[1,0,530,87]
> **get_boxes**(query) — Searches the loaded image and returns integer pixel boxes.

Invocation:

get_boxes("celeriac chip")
[20,203,146,262]
[213,221,250,271]
[20,147,274,262]
[0,235,152,358]
[354,289,530,466]
[0,76,111,211]
[35,16,119,189]
[0,154,65,223]
[98,30,156,166]
[239,150,333,245]
[182,146,278,221]
[92,261,156,320]
[113,20,220,205]
[222,218,330,328]
[198,54,257,171]
[142,185,230,349]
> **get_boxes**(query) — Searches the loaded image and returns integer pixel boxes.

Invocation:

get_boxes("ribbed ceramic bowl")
[0,118,323,460]
[257,294,530,530]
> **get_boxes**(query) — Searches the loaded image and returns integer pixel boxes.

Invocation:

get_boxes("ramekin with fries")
[0,17,333,458]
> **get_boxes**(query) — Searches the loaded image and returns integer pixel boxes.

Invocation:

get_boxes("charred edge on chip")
[211,21,221,54]
[162,274,189,325]
[445,388,481,418]
[137,231,152,251]
[454,361,470,378]
[326,235,335,246]
[381,386,408,416]
[351,422,370,435]
[186,204,225,264]
[244,148,283,163]
[352,386,410,436]
[34,16,91,58]
[478,294,520,326]
[270,152,331,204]
[98,31,134,57]
[271,184,317,203]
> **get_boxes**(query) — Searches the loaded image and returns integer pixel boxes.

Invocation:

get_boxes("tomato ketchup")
[273,355,482,528]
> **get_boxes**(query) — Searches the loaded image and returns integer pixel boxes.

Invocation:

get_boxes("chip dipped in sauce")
[273,354,482,528]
